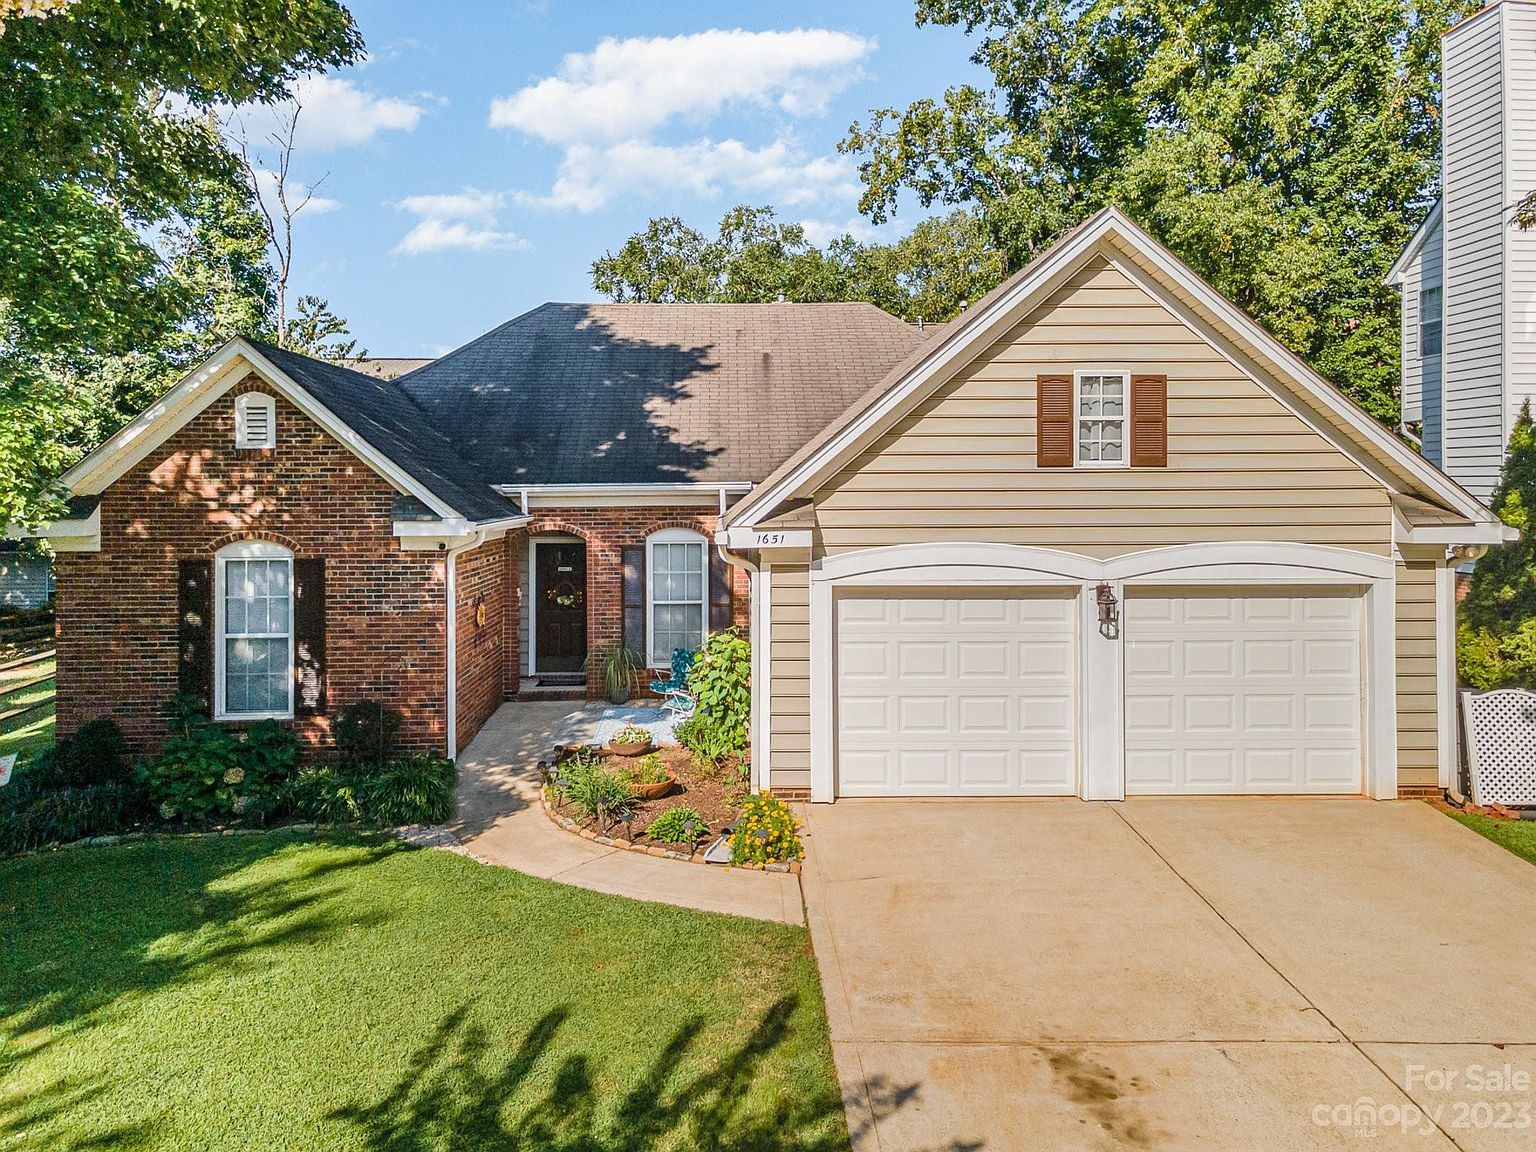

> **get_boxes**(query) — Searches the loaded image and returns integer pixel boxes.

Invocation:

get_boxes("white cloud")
[491,28,875,213]
[392,186,525,255]
[798,215,883,248]
[235,73,427,153]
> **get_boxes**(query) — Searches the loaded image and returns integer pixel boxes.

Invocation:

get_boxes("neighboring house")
[0,542,53,610]
[1388,0,1536,501]
[343,357,435,381]
[32,208,1509,801]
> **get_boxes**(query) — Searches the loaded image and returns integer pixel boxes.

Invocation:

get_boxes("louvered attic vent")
[235,392,276,449]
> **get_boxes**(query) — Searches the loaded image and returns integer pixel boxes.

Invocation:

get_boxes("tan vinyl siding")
[1395,559,1441,790]
[767,564,811,791]
[811,257,1393,558]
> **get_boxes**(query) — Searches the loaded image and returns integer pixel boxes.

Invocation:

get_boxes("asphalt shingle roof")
[395,303,927,485]
[249,340,520,524]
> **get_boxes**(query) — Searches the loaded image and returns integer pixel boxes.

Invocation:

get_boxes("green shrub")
[615,752,669,786]
[335,700,403,766]
[27,718,130,789]
[284,765,360,823]
[0,781,141,854]
[357,754,457,825]
[555,754,636,828]
[680,628,751,763]
[674,715,737,772]
[1460,403,1536,689]
[646,805,708,845]
[729,792,803,868]
[139,710,298,824]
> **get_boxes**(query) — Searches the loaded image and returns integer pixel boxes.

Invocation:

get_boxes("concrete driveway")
[803,798,1536,1151]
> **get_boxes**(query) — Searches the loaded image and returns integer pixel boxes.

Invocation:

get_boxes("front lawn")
[0,832,848,1151]
[1447,808,1536,867]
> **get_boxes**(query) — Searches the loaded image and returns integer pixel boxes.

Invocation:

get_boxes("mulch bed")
[551,743,749,848]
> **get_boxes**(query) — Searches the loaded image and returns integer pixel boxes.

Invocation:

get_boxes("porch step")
[516,678,589,702]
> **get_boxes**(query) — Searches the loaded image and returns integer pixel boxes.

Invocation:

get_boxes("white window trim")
[1419,285,1443,357]
[1072,369,1130,469]
[214,540,294,721]
[234,392,276,450]
[646,528,709,669]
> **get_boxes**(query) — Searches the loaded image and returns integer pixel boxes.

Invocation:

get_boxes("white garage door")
[836,592,1076,796]
[1124,590,1363,794]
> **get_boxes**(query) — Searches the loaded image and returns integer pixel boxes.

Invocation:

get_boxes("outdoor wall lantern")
[1095,581,1120,639]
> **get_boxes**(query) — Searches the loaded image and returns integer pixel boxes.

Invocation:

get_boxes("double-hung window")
[1420,286,1443,356]
[216,541,293,719]
[1075,372,1128,466]
[647,529,707,667]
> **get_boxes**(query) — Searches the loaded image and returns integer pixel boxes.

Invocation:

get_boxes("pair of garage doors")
[835,587,1363,796]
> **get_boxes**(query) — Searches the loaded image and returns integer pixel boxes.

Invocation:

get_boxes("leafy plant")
[0,780,141,855]
[646,805,709,846]
[139,703,298,824]
[683,628,751,761]
[729,792,803,868]
[675,715,740,773]
[591,645,643,702]
[554,754,636,830]
[26,716,129,789]
[335,700,403,767]
[357,754,457,826]
[1460,403,1536,689]
[283,765,359,824]
[611,724,652,746]
[615,753,670,786]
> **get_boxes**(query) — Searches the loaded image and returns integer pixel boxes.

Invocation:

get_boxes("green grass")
[0,691,53,765]
[0,655,53,694]
[0,833,849,1151]
[1447,808,1536,867]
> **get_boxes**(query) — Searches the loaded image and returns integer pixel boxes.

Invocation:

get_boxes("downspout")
[715,540,764,792]
[445,528,491,762]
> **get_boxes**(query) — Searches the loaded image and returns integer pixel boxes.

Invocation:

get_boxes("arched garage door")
[1123,588,1364,794]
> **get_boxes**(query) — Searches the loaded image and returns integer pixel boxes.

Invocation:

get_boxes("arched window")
[646,529,708,667]
[215,540,293,719]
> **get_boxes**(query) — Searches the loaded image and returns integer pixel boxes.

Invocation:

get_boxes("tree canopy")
[0,0,362,525]
[840,0,1475,422]
[592,205,1004,325]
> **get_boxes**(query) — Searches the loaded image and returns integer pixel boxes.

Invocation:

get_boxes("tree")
[0,0,360,525]
[841,0,1476,423]
[1459,403,1536,688]
[592,205,1002,323]
[287,295,366,363]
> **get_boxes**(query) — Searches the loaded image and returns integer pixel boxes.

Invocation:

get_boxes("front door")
[534,541,587,674]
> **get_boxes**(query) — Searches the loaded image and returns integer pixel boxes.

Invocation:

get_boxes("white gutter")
[444,527,491,761]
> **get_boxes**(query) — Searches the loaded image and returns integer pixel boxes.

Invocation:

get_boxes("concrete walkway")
[805,796,1536,1151]
[450,701,804,926]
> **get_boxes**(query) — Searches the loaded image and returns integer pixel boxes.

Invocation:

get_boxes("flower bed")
[542,742,803,871]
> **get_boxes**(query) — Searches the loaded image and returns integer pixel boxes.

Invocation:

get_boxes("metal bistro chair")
[649,646,697,722]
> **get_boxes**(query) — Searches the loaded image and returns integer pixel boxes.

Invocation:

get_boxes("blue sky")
[236,1,985,356]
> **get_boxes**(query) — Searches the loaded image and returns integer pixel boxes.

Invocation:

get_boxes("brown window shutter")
[1037,374,1074,467]
[293,558,327,715]
[621,545,646,661]
[1130,373,1168,467]
[709,545,732,633]
[177,558,213,713]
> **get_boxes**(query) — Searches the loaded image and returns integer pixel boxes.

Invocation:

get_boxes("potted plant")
[615,752,676,799]
[604,724,655,757]
[592,645,642,705]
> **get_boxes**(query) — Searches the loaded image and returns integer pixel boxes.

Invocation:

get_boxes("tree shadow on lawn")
[0,832,395,1054]
[330,999,979,1152]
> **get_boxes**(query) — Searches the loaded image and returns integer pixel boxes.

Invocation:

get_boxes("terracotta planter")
[627,772,677,801]
[604,740,655,757]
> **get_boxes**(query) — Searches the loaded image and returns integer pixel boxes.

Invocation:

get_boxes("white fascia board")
[726,217,1112,529]
[715,526,814,551]
[1384,201,1443,286]
[61,339,461,521]
[1393,519,1517,546]
[394,513,530,550]
[494,482,754,510]
[27,506,102,552]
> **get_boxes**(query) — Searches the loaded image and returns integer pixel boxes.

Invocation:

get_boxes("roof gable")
[60,339,521,525]
[724,207,1500,533]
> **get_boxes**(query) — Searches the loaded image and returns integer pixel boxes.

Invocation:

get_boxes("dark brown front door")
[534,541,587,674]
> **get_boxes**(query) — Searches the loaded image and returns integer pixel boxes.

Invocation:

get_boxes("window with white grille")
[235,393,276,449]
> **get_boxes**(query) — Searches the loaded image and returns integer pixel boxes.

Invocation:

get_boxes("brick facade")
[55,377,449,754]
[508,508,751,699]
[454,536,506,752]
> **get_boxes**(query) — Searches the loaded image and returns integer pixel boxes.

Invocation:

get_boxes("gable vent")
[234,393,276,450]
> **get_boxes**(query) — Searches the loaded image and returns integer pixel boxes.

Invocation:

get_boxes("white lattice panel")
[1461,689,1536,806]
